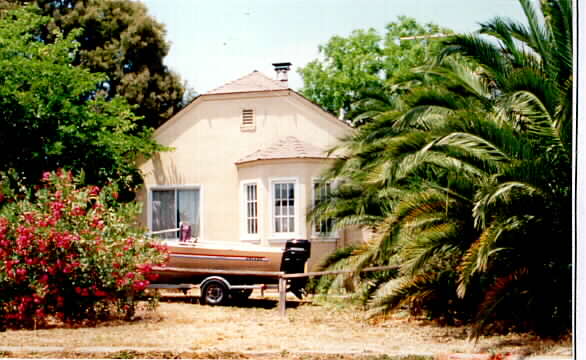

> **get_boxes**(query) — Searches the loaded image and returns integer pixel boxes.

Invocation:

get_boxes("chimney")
[272,62,292,85]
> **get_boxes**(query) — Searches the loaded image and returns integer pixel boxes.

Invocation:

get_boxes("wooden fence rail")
[149,264,397,316]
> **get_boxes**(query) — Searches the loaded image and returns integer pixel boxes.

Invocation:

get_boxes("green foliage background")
[0,0,188,129]
[0,6,166,194]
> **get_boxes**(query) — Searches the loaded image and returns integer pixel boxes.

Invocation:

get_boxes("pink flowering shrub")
[0,170,167,328]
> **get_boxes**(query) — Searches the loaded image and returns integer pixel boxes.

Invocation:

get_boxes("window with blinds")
[151,187,200,239]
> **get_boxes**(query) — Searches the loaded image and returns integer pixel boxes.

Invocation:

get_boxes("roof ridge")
[205,71,257,94]
[205,70,288,95]
[254,71,287,88]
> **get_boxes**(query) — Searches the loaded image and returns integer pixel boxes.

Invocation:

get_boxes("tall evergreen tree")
[0,0,187,129]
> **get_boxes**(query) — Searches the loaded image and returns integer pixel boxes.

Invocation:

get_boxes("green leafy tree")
[298,16,451,122]
[0,0,187,129]
[0,6,164,194]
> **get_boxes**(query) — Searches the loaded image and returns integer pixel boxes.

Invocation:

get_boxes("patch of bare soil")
[0,291,572,359]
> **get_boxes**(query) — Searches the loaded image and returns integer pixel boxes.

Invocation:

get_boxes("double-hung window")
[243,182,259,236]
[272,180,296,235]
[313,180,335,236]
[151,187,200,239]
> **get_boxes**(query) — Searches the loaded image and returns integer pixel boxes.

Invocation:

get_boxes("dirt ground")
[0,291,573,359]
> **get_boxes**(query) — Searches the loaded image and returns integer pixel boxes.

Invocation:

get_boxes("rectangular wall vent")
[241,109,255,130]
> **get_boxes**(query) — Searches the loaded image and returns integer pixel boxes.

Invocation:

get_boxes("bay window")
[313,180,335,236]
[271,179,296,235]
[243,182,258,236]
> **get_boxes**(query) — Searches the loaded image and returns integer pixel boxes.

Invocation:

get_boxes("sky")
[138,0,528,94]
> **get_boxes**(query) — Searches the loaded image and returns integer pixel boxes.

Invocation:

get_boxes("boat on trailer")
[151,225,311,305]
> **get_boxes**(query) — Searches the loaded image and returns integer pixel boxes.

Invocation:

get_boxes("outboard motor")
[280,239,311,299]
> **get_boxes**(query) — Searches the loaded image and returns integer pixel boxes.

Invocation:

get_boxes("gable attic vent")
[241,108,255,131]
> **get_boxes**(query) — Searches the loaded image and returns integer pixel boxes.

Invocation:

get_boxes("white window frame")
[269,177,300,240]
[147,185,203,240]
[311,177,339,240]
[240,179,261,243]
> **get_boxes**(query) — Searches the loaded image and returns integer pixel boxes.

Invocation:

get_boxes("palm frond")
[518,0,553,72]
[471,267,529,338]
[425,56,493,101]
[457,215,536,298]
[399,222,461,276]
[440,34,510,84]
[478,17,531,69]
[427,131,511,163]
[472,181,543,229]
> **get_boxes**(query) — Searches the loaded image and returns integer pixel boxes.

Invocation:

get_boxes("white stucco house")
[137,63,366,269]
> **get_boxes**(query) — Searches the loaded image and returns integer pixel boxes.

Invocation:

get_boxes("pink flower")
[35,309,45,319]
[42,172,51,181]
[23,212,35,223]
[137,264,153,273]
[89,186,100,197]
[132,280,149,291]
[95,289,108,297]
[71,207,85,216]
[91,217,104,229]
[16,268,27,277]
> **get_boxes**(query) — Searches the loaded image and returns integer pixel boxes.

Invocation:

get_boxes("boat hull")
[153,240,285,285]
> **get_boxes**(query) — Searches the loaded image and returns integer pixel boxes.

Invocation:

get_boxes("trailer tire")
[200,280,229,306]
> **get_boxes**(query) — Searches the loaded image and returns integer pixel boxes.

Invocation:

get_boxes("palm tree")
[441,0,572,335]
[310,0,572,336]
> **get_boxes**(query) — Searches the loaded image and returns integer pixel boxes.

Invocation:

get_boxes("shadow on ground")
[158,295,303,309]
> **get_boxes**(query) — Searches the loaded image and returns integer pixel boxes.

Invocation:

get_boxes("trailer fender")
[200,276,232,290]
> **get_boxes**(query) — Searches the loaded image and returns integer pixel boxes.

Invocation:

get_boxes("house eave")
[235,156,336,167]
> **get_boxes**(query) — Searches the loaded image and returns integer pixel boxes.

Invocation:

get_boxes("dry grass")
[0,291,572,359]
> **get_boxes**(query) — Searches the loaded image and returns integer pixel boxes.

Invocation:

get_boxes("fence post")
[278,276,286,317]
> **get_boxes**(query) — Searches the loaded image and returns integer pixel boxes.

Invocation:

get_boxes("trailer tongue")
[150,238,311,305]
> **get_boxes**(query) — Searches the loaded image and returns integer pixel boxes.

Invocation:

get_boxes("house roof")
[206,70,288,95]
[235,136,333,165]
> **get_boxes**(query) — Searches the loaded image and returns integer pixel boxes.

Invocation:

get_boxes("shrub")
[0,170,167,328]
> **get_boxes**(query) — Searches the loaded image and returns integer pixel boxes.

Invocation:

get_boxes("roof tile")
[206,70,288,95]
[236,136,333,164]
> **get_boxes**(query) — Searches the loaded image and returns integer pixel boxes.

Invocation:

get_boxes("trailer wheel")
[231,289,253,302]
[200,280,228,305]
